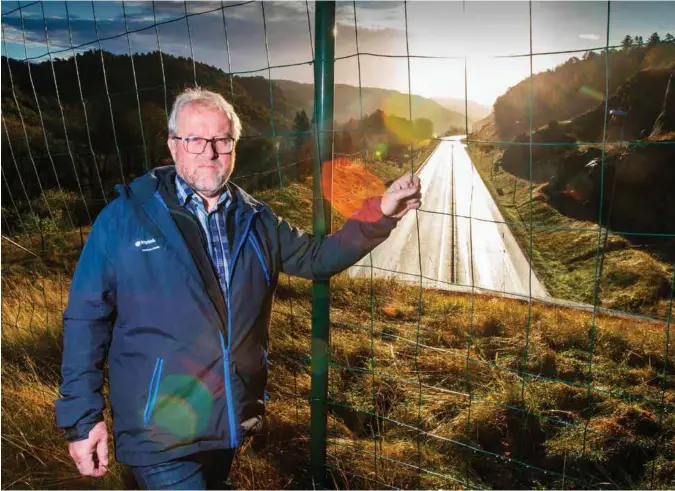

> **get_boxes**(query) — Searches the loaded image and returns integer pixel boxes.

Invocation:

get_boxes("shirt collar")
[175,173,231,209]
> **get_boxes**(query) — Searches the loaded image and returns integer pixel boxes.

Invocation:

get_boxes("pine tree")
[293,110,310,146]
[647,32,661,46]
[293,110,312,179]
[621,34,633,49]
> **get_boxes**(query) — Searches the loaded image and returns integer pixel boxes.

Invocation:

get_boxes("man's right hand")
[68,421,109,477]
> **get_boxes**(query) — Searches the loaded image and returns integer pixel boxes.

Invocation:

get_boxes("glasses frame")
[171,136,235,155]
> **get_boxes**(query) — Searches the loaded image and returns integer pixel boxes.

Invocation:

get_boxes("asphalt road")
[349,137,549,299]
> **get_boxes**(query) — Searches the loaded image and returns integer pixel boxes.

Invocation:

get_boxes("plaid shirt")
[175,174,232,296]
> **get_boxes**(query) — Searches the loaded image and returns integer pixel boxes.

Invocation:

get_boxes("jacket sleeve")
[275,195,398,280]
[55,207,116,442]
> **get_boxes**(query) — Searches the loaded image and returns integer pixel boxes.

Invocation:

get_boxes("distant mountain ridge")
[274,79,470,134]
[432,96,490,122]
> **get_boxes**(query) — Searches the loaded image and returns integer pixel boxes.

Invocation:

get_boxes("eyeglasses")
[171,136,235,155]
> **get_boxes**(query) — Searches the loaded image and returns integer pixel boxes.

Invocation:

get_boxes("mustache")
[194,160,223,166]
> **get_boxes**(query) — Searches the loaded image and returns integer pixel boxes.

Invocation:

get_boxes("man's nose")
[203,140,218,160]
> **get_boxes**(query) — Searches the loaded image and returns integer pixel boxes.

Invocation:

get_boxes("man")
[56,88,422,489]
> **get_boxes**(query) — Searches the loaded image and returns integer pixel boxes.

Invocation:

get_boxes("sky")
[2,1,675,108]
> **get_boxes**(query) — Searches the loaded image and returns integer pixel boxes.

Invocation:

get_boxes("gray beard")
[191,177,227,197]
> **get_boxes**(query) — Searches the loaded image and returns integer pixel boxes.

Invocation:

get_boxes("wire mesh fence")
[1,1,674,490]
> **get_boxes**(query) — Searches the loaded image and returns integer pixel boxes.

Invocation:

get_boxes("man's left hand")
[381,173,422,219]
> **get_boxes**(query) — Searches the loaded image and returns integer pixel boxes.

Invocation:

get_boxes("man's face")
[168,103,235,198]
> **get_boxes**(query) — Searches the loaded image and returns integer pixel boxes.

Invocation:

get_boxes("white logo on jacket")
[134,238,160,252]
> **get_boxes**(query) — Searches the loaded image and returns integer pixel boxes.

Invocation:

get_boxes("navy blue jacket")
[55,166,397,466]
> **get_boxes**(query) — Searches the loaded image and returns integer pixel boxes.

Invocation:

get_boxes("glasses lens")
[185,138,207,154]
[214,138,233,154]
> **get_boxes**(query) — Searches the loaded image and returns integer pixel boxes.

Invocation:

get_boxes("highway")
[349,137,549,299]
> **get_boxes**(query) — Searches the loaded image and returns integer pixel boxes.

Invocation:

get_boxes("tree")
[140,102,170,168]
[664,33,675,44]
[648,32,661,46]
[363,110,386,134]
[293,110,310,147]
[635,35,644,47]
[292,110,312,180]
[338,130,355,155]
[622,35,633,49]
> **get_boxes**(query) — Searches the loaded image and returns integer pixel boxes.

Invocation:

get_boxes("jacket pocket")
[233,351,267,402]
[143,357,164,427]
[248,234,270,285]
[235,349,270,401]
[233,348,268,436]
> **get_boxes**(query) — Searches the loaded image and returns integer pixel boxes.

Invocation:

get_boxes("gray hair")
[168,87,242,141]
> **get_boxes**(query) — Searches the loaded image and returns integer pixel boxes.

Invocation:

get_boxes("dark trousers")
[130,449,235,490]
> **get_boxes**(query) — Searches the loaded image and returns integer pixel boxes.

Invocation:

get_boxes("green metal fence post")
[311,1,335,488]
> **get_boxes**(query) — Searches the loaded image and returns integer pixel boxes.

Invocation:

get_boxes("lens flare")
[321,157,386,219]
[381,96,418,144]
[579,85,605,102]
[373,142,388,159]
[151,375,213,439]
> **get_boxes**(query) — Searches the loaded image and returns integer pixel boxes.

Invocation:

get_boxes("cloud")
[579,34,600,40]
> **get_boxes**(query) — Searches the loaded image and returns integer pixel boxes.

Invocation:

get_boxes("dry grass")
[323,273,673,489]
[2,242,673,489]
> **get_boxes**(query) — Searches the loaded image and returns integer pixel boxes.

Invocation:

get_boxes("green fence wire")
[1,1,674,490]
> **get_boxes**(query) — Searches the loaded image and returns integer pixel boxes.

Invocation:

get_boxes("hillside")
[468,65,674,318]
[566,67,675,142]
[274,79,468,134]
[1,50,449,223]
[498,67,675,237]
[0,50,299,206]
[0,51,295,138]
[493,39,675,139]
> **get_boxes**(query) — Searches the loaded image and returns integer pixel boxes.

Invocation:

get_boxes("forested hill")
[493,34,675,139]
[1,50,442,225]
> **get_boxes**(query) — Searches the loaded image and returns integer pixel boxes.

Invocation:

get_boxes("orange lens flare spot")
[321,157,386,219]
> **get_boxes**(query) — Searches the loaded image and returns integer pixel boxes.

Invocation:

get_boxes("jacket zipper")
[218,331,237,447]
[143,357,164,427]
[222,211,261,447]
